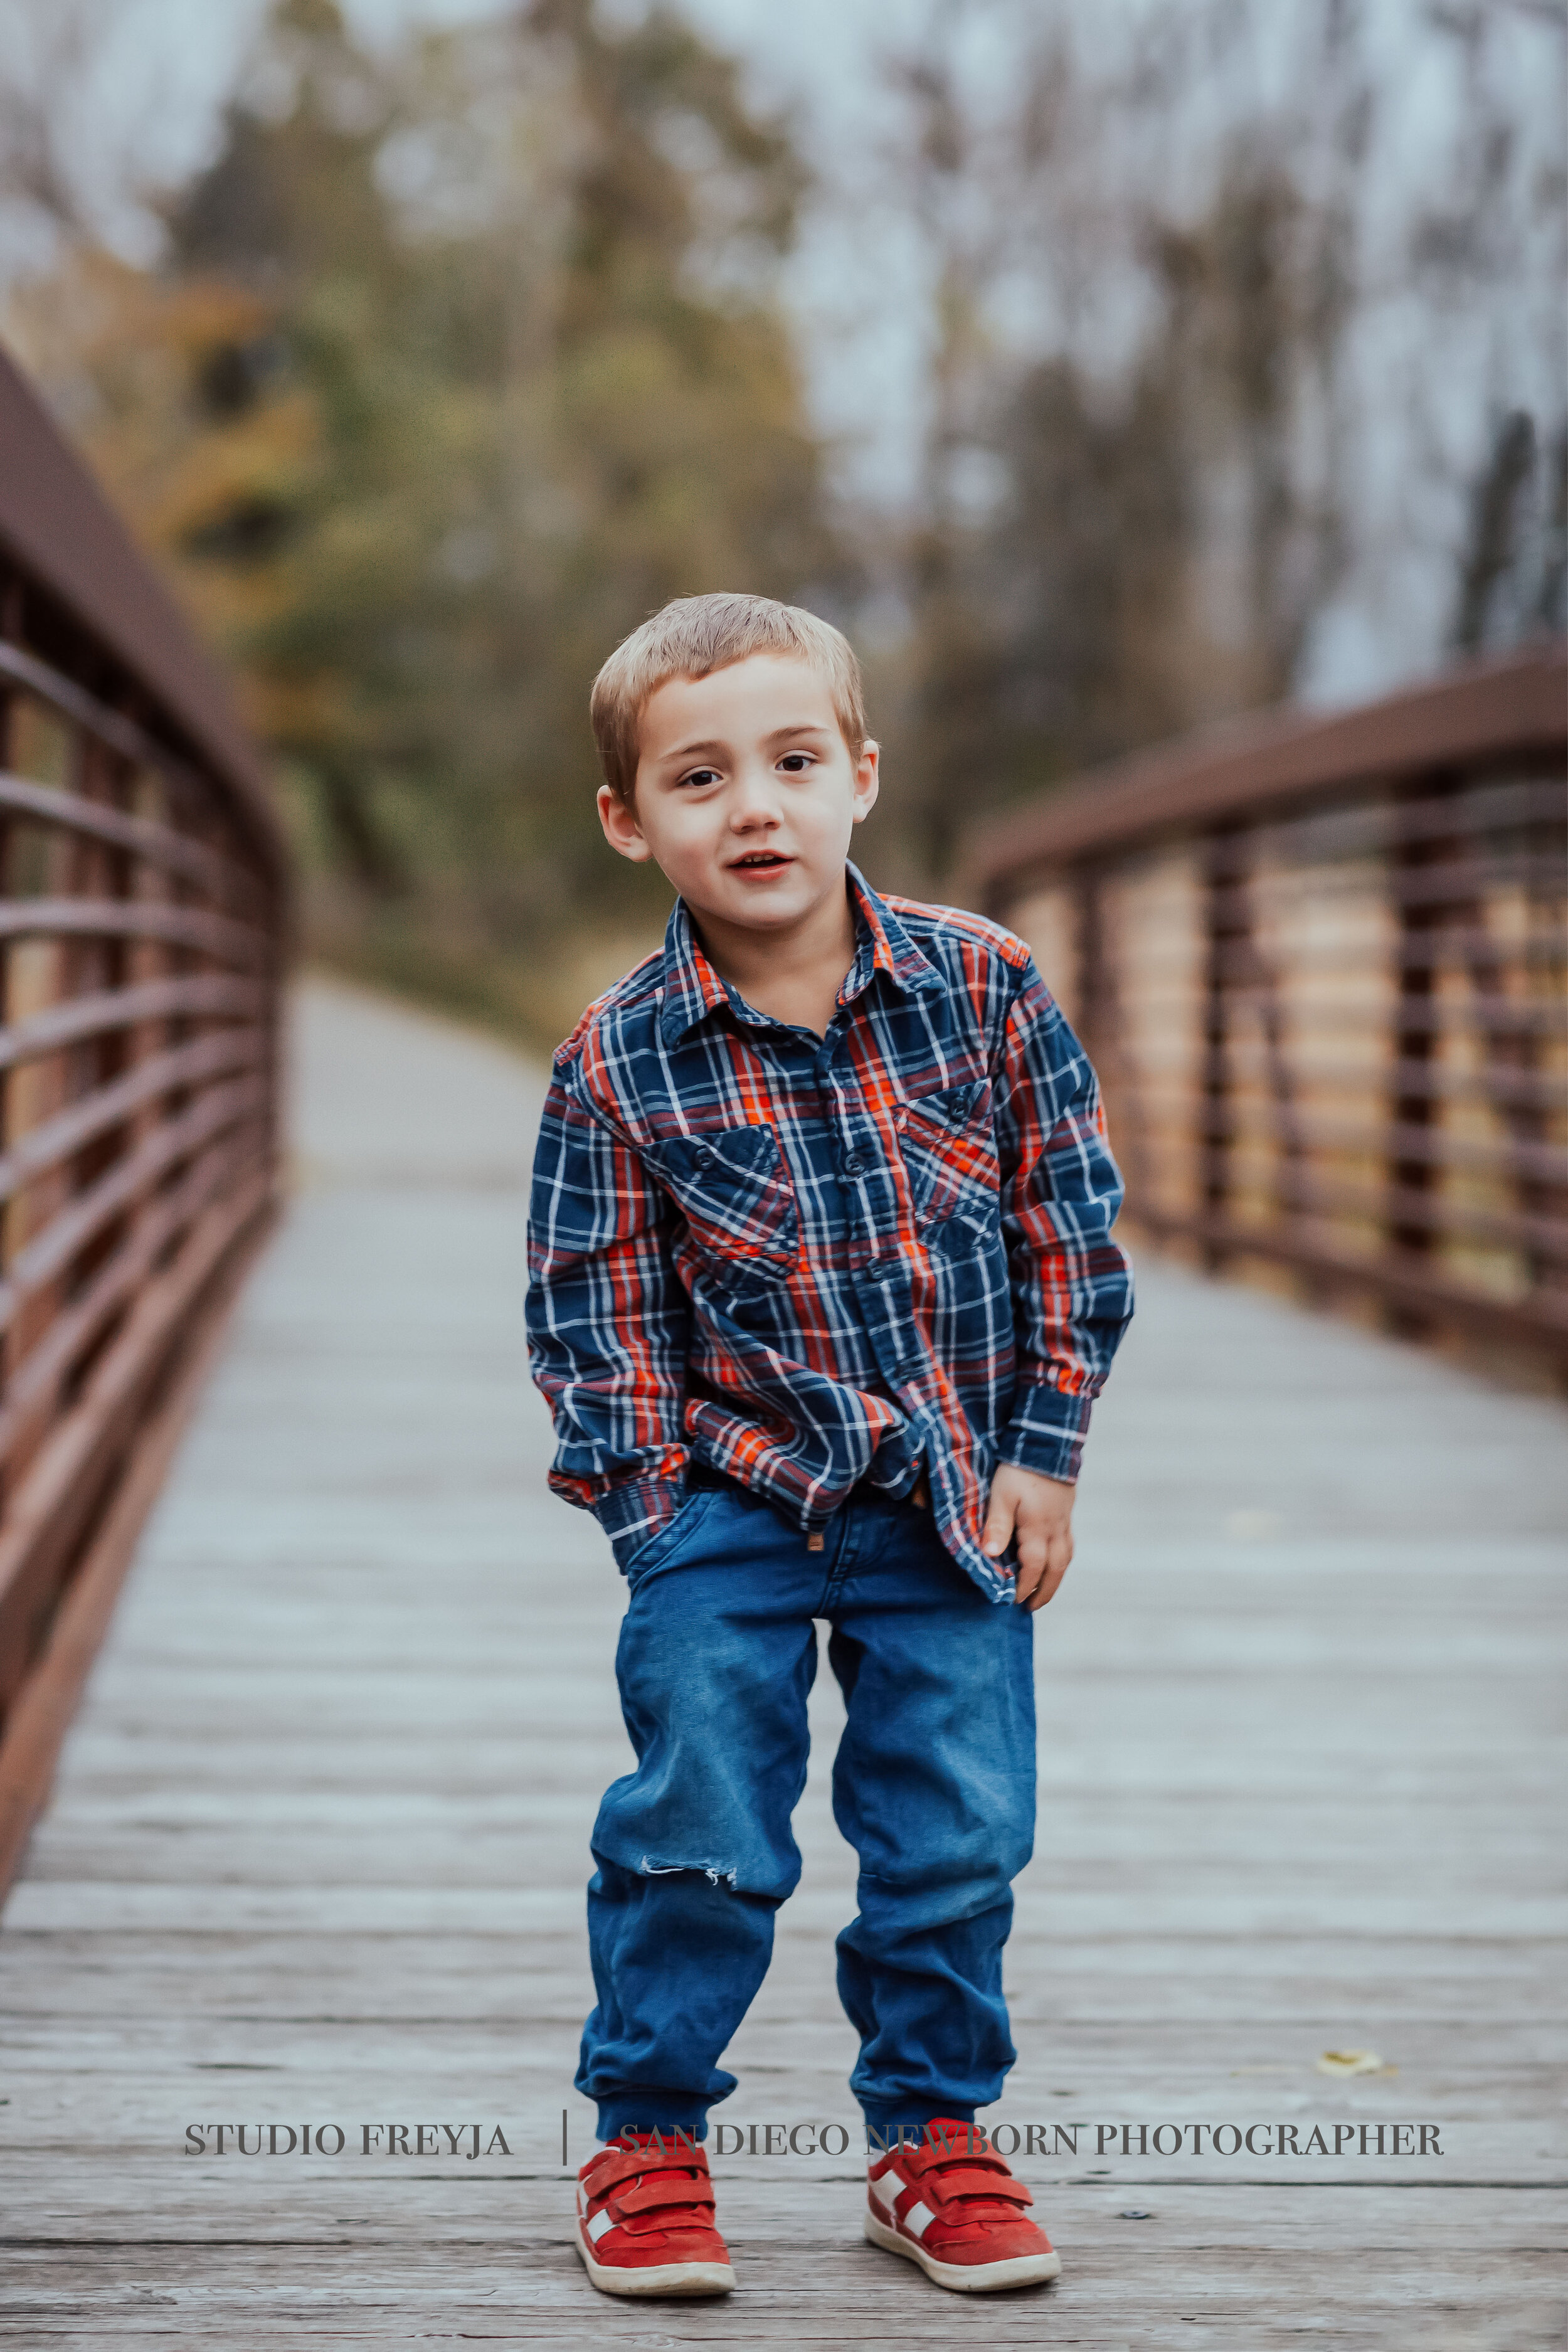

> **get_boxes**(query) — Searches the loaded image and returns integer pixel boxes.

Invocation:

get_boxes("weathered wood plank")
[0,974,1562,2347]
[1,2227,1565,2352]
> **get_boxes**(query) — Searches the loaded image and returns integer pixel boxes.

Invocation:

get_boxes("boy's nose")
[728,771,783,825]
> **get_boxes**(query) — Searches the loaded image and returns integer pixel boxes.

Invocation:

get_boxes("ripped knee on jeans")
[638,1852,739,1890]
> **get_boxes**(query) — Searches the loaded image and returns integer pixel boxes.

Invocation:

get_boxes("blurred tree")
[4,0,1560,954]
[6,0,841,1034]
[1453,409,1540,655]
[876,0,1564,876]
[881,1,1366,862]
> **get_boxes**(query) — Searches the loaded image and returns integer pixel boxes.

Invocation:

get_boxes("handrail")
[0,974,262,1072]
[959,644,1568,1370]
[0,642,235,816]
[0,1028,264,1203]
[958,645,1565,891]
[0,352,283,869]
[0,770,253,901]
[0,898,268,965]
[0,1080,263,1332]
[0,344,289,1895]
[0,1135,254,1456]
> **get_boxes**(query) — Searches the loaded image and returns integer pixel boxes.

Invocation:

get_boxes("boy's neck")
[687,871,859,1039]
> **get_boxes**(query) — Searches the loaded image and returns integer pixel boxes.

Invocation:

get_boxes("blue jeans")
[577,1481,1037,2143]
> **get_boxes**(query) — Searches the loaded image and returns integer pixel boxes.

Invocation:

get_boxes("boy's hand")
[982,1463,1075,1611]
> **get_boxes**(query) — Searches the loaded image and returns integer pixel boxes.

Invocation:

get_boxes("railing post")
[1199,827,1248,1272]
[0,581,11,1523]
[1074,859,1148,1213]
[1074,862,1108,1069]
[0,564,24,1521]
[1387,773,1454,1311]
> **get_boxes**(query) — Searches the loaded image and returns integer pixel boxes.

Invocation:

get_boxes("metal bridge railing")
[0,349,288,1888]
[959,647,1567,1374]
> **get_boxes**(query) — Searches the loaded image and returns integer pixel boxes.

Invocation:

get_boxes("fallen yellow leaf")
[1316,2048,1395,2077]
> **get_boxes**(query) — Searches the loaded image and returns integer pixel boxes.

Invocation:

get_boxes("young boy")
[527,593,1133,2298]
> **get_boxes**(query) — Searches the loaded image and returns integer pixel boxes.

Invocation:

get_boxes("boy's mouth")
[729,851,793,871]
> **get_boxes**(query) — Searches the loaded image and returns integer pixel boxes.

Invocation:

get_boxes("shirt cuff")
[591,1472,687,1570]
[998,1382,1094,1485]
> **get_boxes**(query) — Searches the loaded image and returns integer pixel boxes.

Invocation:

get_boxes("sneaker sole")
[864,2208,1062,2292]
[575,2223,734,2297]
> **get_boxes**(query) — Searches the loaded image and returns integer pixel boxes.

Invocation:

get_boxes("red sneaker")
[866,2120,1062,2292]
[574,2131,734,2297]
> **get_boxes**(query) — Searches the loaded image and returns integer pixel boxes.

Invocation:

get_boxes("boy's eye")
[677,767,721,789]
[777,752,815,773]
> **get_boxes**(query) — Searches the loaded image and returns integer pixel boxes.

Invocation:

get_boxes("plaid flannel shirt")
[526,866,1133,1602]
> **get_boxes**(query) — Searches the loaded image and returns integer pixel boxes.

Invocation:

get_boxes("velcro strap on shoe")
[585,2141,709,2196]
[923,2166,1033,2210]
[612,2173,718,2220]
[899,2137,1009,2180]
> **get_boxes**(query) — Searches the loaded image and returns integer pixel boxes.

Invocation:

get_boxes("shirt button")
[843,1155,866,1177]
[694,1145,716,1170]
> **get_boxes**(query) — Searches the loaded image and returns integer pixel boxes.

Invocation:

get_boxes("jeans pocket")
[620,1486,720,1587]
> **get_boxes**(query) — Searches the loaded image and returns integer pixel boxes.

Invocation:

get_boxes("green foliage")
[28,0,842,1037]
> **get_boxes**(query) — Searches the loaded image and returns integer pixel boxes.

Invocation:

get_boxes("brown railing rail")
[959,646,1567,1372]
[0,348,288,1889]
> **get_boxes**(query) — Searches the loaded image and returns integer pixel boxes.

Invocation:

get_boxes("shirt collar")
[657,862,942,1046]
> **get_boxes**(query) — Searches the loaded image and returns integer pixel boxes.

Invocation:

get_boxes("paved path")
[1,976,1564,2349]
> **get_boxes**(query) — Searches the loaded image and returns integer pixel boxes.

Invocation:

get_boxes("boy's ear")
[851,739,881,825]
[598,782,653,862]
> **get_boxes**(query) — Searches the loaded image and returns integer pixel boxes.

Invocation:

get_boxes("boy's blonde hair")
[590,592,867,805]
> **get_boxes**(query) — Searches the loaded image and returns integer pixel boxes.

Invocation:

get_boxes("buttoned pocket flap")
[646,1125,798,1280]
[896,1079,999,1227]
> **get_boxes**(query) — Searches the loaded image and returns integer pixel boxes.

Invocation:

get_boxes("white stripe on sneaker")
[903,2200,935,2240]
[868,2171,900,2215]
[586,2207,615,2243]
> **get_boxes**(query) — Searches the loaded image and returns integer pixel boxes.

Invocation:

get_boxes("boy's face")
[597,654,879,937]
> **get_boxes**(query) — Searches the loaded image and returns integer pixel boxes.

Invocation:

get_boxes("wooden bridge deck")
[2,977,1564,2349]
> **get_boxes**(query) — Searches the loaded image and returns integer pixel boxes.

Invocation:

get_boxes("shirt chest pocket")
[896,1078,1000,1231]
[645,1124,799,1290]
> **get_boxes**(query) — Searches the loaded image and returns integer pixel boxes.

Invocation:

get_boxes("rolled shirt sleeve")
[526,1051,691,1565]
